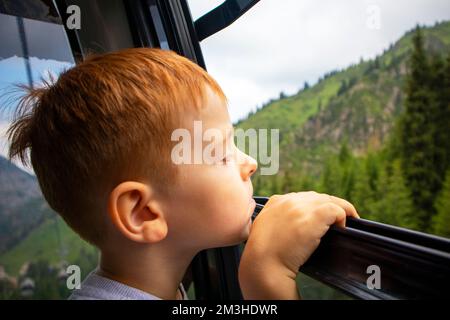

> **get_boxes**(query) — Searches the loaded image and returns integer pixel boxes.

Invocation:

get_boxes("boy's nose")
[241,155,258,180]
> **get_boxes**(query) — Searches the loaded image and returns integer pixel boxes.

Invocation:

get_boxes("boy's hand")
[239,192,359,300]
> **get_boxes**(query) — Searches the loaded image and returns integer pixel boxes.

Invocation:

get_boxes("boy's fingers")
[314,202,347,228]
[327,195,360,218]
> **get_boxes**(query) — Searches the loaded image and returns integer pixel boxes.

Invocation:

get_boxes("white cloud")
[0,120,34,175]
[188,0,450,122]
[0,55,71,175]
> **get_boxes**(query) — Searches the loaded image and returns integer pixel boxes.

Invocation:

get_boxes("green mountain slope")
[0,156,48,253]
[0,214,96,276]
[237,21,450,177]
[0,157,96,276]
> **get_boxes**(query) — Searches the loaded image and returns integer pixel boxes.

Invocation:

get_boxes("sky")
[0,56,72,172]
[0,12,74,171]
[187,0,450,122]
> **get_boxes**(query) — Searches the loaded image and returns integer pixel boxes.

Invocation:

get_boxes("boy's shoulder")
[68,269,187,300]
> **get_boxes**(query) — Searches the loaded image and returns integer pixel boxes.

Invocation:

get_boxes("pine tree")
[338,141,351,164]
[429,54,449,187]
[319,158,342,196]
[271,175,282,194]
[282,171,296,193]
[445,53,450,158]
[431,170,450,237]
[375,161,418,229]
[253,175,262,195]
[399,26,439,231]
[373,56,380,69]
[338,142,355,200]
[337,80,348,96]
[350,160,377,220]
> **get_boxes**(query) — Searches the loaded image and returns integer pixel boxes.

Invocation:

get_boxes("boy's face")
[163,87,258,250]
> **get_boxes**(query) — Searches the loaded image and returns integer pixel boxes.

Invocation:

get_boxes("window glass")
[189,0,450,236]
[297,273,352,300]
[189,0,450,299]
[0,10,97,300]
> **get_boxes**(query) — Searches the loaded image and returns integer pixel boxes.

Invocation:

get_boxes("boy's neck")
[98,243,197,300]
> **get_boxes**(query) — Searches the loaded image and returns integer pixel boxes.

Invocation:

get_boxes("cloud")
[188,0,450,122]
[0,120,35,175]
[0,55,71,175]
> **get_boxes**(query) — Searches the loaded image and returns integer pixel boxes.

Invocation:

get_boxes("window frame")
[7,0,449,300]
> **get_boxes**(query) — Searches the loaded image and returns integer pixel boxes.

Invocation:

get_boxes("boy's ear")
[108,181,168,244]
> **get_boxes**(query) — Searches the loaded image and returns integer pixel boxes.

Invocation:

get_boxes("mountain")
[0,214,97,276]
[0,156,95,275]
[0,156,49,253]
[237,21,450,177]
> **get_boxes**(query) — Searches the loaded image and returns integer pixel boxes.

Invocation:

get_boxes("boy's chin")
[196,220,253,250]
[205,229,251,250]
[225,225,252,247]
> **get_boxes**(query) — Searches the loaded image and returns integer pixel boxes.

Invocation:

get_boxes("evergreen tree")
[271,175,282,194]
[338,141,351,164]
[299,174,316,191]
[431,170,450,237]
[254,175,271,196]
[350,160,377,220]
[282,171,296,193]
[366,151,380,193]
[374,56,381,69]
[337,80,348,96]
[375,161,418,229]
[338,142,355,199]
[445,53,450,157]
[429,54,450,186]
[319,158,342,196]
[399,26,439,231]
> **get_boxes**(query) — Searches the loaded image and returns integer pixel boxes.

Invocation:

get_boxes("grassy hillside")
[0,214,97,276]
[0,156,48,253]
[0,155,97,276]
[237,21,450,176]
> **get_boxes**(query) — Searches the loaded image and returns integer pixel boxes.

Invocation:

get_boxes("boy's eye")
[218,144,236,165]
[220,154,233,165]
[222,156,230,164]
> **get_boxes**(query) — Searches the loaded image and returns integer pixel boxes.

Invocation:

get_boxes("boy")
[6,48,359,300]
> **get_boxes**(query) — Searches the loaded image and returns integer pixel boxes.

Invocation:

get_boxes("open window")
[187,0,450,300]
[0,0,449,300]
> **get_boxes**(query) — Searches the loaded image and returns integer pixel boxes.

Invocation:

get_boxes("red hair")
[6,48,226,245]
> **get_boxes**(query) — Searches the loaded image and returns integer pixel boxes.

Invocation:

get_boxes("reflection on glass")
[0,13,74,121]
[297,272,352,300]
[0,12,97,300]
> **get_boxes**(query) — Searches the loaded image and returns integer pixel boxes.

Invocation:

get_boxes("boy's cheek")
[171,204,251,249]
